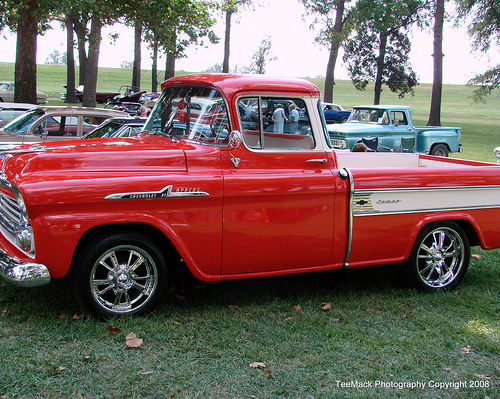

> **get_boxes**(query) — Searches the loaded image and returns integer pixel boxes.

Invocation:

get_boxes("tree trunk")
[82,17,102,108]
[373,31,388,105]
[65,15,78,103]
[14,0,38,104]
[323,0,345,103]
[222,10,233,73]
[132,21,142,92]
[165,33,176,80]
[73,18,88,86]
[427,0,444,126]
[152,39,158,93]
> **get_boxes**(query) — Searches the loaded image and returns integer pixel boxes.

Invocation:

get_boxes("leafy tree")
[45,49,67,65]
[0,0,58,104]
[247,36,276,74]
[456,0,500,102]
[138,0,217,86]
[343,0,422,104]
[300,0,351,103]
[220,0,253,73]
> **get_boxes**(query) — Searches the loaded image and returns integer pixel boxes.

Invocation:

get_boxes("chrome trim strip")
[0,174,11,188]
[352,185,500,216]
[105,185,209,200]
[343,168,354,269]
[0,247,50,287]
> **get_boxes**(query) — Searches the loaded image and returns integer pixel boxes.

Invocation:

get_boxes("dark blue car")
[322,102,351,124]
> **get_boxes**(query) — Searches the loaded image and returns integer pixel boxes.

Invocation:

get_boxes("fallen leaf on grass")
[175,295,187,302]
[82,353,91,361]
[106,325,122,333]
[471,254,482,259]
[58,313,67,319]
[320,302,331,311]
[73,314,83,320]
[2,308,10,314]
[265,370,272,376]
[138,370,153,376]
[461,346,471,354]
[290,305,302,311]
[125,332,143,348]
[249,362,266,368]
[228,305,239,310]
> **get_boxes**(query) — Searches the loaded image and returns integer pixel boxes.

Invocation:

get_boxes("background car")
[322,102,351,123]
[0,102,37,127]
[82,116,147,139]
[0,106,127,151]
[60,84,120,103]
[0,82,48,104]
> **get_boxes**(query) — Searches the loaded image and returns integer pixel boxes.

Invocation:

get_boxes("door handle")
[306,158,328,164]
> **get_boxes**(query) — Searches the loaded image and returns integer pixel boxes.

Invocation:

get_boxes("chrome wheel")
[416,227,465,288]
[404,222,470,291]
[72,231,167,317]
[90,245,158,314]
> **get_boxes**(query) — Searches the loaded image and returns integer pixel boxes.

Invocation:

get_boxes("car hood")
[1,135,191,181]
[327,122,386,136]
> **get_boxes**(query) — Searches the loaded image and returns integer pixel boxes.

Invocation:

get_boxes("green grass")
[0,62,500,398]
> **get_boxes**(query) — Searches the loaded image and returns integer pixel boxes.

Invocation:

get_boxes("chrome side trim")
[352,185,500,217]
[105,185,209,200]
[0,174,11,188]
[0,247,50,287]
[343,168,354,269]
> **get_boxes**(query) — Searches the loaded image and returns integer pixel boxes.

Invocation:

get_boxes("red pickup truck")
[1,74,500,318]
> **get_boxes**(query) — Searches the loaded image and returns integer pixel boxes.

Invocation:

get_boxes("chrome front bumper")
[0,247,50,287]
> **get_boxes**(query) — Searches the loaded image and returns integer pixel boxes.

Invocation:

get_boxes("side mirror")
[227,130,243,168]
[227,130,243,151]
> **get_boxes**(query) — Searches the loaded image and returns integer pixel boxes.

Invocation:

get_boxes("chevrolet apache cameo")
[1,74,500,317]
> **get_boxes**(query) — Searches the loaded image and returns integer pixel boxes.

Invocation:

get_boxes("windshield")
[143,85,231,145]
[84,121,123,139]
[347,108,389,125]
[3,108,45,135]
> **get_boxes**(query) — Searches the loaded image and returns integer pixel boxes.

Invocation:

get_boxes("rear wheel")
[403,222,469,292]
[430,144,449,157]
[71,231,168,318]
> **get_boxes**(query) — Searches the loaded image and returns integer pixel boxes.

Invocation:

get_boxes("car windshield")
[143,86,231,145]
[2,108,45,135]
[347,108,389,125]
[84,121,123,139]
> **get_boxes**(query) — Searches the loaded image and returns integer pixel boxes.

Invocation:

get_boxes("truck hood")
[327,122,386,136]
[1,135,190,180]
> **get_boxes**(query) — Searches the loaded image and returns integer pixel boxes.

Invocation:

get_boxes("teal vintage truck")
[327,105,462,156]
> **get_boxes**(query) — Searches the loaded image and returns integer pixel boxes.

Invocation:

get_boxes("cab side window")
[237,97,315,150]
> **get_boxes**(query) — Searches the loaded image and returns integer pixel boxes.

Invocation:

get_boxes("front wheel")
[403,222,470,292]
[71,231,168,318]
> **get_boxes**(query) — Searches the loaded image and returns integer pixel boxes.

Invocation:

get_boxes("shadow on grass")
[0,263,401,320]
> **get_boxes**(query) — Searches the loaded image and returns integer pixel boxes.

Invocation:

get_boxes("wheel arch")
[407,215,481,261]
[71,223,182,273]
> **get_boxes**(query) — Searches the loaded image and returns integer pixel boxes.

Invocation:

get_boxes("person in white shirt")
[272,103,287,133]
[288,105,299,134]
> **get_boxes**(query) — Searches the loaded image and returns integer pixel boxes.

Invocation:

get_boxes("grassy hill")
[1,61,500,162]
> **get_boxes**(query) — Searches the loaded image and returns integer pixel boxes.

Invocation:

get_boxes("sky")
[1,0,499,86]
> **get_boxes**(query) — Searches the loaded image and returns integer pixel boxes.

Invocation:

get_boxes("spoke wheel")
[90,245,158,314]
[72,232,167,318]
[404,222,469,292]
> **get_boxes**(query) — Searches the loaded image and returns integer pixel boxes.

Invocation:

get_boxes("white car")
[0,82,48,104]
[0,102,37,127]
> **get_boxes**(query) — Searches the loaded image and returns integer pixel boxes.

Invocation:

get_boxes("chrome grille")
[0,192,22,235]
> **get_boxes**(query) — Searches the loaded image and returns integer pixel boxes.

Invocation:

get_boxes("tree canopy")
[456,0,500,102]
[343,0,423,104]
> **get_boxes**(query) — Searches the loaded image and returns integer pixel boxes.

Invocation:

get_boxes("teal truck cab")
[327,105,462,156]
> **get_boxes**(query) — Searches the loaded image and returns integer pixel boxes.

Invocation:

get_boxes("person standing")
[272,103,287,133]
[288,104,299,134]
